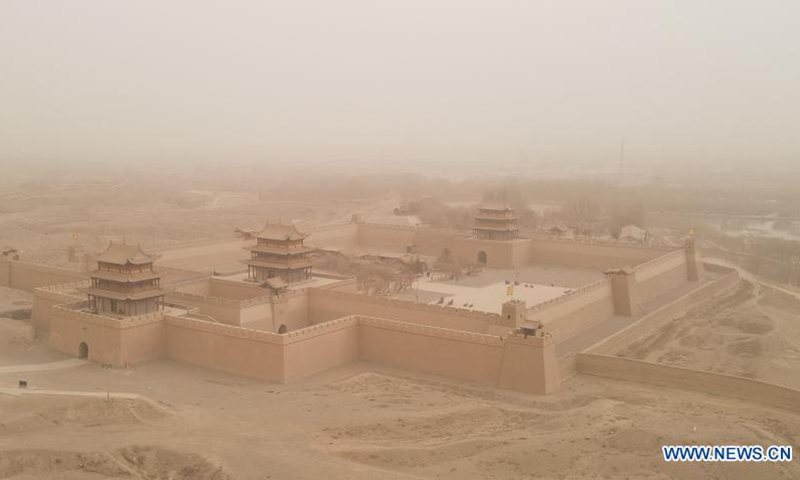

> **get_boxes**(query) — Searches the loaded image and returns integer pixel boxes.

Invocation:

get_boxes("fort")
[3,205,733,395]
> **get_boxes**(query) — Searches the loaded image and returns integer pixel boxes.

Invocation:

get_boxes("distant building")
[473,203,519,241]
[619,224,647,243]
[246,223,314,284]
[84,242,165,316]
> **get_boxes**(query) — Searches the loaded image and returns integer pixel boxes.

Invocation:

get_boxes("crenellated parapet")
[309,287,502,323]
[163,313,286,345]
[52,302,165,329]
[525,277,612,316]
[356,315,505,346]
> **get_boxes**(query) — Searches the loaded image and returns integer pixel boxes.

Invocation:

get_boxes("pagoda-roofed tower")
[246,223,314,284]
[85,242,165,316]
[473,202,520,241]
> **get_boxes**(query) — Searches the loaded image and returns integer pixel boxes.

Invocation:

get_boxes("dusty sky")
[1,1,798,166]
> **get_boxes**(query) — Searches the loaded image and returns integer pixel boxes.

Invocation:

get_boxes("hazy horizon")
[2,1,799,166]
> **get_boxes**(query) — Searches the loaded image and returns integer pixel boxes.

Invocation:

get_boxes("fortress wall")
[308,288,501,334]
[48,304,164,367]
[0,259,87,293]
[42,306,556,393]
[512,240,532,267]
[163,315,286,382]
[237,301,273,328]
[316,277,358,293]
[357,316,506,386]
[357,224,416,251]
[208,278,266,300]
[118,318,165,365]
[527,279,616,342]
[48,306,122,365]
[356,316,558,394]
[164,291,244,326]
[449,238,530,269]
[160,314,555,393]
[576,353,800,414]
[530,239,667,270]
[634,249,689,304]
[281,316,360,382]
[306,223,360,249]
[411,228,466,256]
[269,289,311,332]
[588,267,740,356]
[173,279,212,296]
[31,282,87,334]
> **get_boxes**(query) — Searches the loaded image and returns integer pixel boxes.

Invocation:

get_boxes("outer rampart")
[576,354,800,414]
[587,266,739,355]
[571,266,800,414]
[0,259,87,293]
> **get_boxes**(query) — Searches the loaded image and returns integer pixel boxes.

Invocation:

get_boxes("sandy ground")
[0,353,798,480]
[0,184,367,268]
[411,277,569,314]
[388,266,604,314]
[619,279,800,390]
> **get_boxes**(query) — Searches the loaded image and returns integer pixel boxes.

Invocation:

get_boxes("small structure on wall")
[246,223,314,284]
[473,203,520,241]
[84,242,166,316]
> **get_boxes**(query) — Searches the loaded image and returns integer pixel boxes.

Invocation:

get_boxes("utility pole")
[102,363,112,401]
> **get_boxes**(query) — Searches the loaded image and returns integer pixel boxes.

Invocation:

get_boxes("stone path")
[0,358,87,374]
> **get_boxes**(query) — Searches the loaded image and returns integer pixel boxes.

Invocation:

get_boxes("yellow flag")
[506,285,514,296]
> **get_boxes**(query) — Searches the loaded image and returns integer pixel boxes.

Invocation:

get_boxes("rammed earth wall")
[0,259,87,293]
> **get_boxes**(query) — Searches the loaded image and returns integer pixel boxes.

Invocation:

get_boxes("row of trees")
[313,247,484,295]
[313,252,418,295]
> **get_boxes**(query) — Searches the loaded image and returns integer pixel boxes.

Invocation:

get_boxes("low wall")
[308,288,504,334]
[588,266,739,356]
[0,259,87,293]
[577,353,800,414]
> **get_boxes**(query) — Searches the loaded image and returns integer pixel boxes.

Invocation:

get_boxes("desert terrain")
[619,278,800,391]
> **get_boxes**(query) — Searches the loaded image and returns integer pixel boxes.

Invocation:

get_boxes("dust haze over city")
[1,1,799,479]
